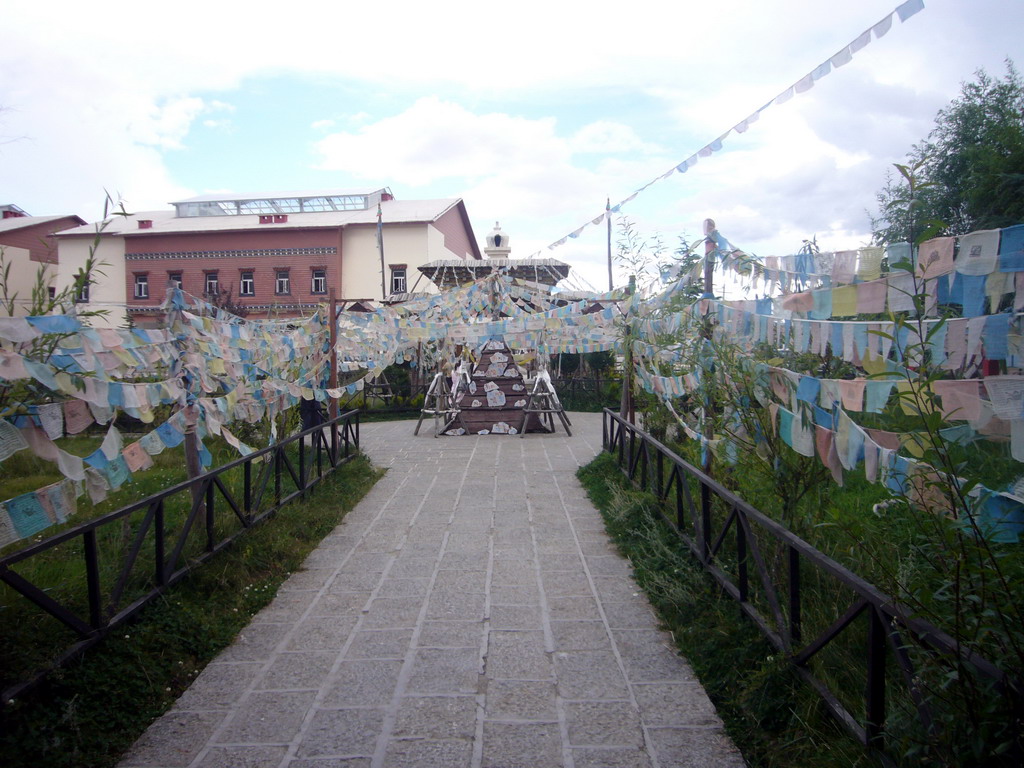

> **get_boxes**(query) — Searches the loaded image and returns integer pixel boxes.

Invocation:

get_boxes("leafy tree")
[873,60,1024,243]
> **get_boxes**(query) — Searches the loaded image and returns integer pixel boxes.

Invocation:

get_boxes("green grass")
[0,429,349,686]
[0,452,382,768]
[578,452,878,768]
[2,433,268,555]
[582,440,1024,767]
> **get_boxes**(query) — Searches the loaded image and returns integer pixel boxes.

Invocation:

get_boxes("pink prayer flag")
[0,350,29,380]
[866,428,901,451]
[781,291,814,312]
[815,425,832,463]
[63,399,93,434]
[21,425,59,461]
[98,328,123,348]
[916,236,955,278]
[770,369,792,403]
[856,282,888,315]
[826,431,844,485]
[933,379,983,421]
[839,379,867,411]
[36,489,57,523]
[121,442,153,473]
[864,441,879,483]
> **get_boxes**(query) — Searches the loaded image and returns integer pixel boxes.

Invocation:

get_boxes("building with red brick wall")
[0,205,86,314]
[55,189,481,327]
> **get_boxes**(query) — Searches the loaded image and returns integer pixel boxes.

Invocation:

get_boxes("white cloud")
[1,0,1022,270]
[570,121,663,155]
[0,55,194,218]
[311,97,684,277]
[128,96,206,149]
[314,97,568,186]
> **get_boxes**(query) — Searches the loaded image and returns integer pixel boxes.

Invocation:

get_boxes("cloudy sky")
[1,0,1021,291]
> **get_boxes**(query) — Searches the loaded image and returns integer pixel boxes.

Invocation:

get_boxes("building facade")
[0,205,86,315]
[55,189,481,327]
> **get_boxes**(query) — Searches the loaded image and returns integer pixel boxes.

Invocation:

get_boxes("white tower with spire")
[484,221,511,260]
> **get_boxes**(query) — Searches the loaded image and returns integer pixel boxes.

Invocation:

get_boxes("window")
[47,286,56,301]
[75,279,90,303]
[168,272,183,290]
[204,272,219,296]
[240,271,255,296]
[390,266,407,294]
[275,269,290,295]
[311,268,326,294]
[134,274,149,299]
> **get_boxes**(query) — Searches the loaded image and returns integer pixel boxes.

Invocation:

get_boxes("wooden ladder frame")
[519,370,572,437]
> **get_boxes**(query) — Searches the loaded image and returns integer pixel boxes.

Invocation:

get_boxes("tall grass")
[1,431,336,689]
[578,452,872,767]
[0,453,381,768]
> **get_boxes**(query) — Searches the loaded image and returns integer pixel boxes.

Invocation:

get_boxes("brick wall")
[124,227,342,315]
[0,216,84,265]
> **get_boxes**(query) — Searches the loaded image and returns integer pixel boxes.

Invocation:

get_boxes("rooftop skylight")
[173,193,372,218]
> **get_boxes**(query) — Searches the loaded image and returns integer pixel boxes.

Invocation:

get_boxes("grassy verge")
[1,430,319,556]
[0,453,382,768]
[1,430,351,686]
[577,451,875,768]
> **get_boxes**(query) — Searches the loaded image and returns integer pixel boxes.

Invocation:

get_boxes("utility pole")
[329,288,339,460]
[606,197,613,291]
[377,202,386,302]
[618,275,636,423]
[700,218,716,560]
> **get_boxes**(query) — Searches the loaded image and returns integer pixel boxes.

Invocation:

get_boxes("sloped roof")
[0,214,86,235]
[418,257,570,288]
[55,199,468,237]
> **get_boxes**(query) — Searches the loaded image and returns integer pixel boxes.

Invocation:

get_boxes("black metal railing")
[0,410,360,706]
[602,408,1017,763]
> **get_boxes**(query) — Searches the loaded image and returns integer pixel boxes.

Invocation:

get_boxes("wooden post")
[606,197,613,291]
[183,404,204,514]
[377,203,387,302]
[700,219,716,543]
[416,341,423,395]
[619,275,636,424]
[329,288,339,460]
[702,218,716,470]
[167,293,205,517]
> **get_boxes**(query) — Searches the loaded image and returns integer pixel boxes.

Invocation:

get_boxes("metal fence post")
[155,501,166,586]
[866,607,887,748]
[789,545,802,645]
[83,530,102,629]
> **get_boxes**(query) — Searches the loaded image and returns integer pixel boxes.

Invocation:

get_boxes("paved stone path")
[120,413,744,768]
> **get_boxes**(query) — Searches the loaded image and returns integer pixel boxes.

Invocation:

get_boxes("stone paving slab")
[119,413,745,768]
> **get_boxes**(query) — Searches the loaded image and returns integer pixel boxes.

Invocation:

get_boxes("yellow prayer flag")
[831,285,857,317]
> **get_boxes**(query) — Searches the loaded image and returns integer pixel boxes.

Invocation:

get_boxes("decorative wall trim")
[125,247,337,261]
